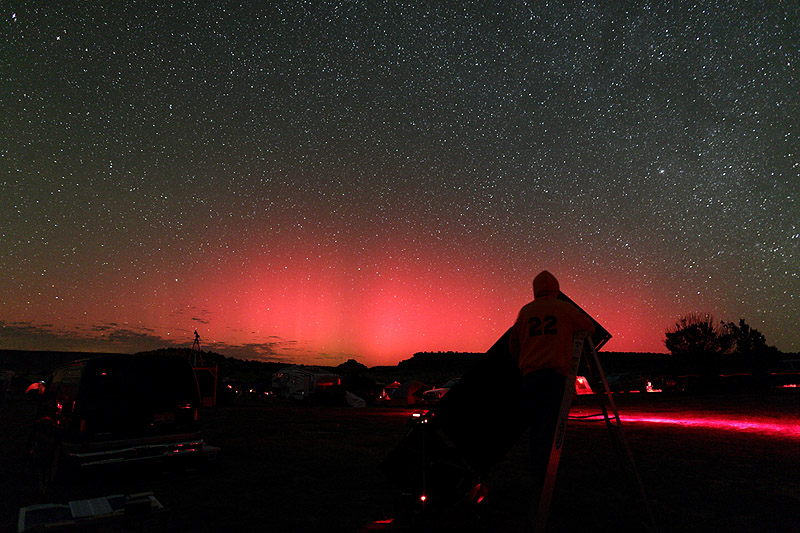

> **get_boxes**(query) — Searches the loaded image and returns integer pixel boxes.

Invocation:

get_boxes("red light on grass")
[621,414,800,439]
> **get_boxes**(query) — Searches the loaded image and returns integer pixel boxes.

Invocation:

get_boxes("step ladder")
[533,332,656,532]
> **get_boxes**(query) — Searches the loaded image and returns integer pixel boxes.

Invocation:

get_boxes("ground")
[2,390,799,532]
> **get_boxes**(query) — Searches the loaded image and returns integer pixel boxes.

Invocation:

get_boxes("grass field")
[2,390,799,532]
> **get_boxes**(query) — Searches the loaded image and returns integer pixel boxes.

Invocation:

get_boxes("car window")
[81,356,199,408]
[50,362,85,404]
[76,356,200,434]
[142,356,200,406]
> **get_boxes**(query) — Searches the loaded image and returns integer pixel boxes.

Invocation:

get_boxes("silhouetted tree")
[665,315,782,391]
[723,319,780,386]
[664,313,732,386]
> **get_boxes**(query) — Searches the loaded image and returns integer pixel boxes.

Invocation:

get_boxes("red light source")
[468,483,488,504]
[645,381,662,393]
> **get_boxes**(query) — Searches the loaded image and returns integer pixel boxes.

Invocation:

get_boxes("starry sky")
[2,2,798,367]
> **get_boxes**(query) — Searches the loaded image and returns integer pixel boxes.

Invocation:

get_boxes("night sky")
[2,3,797,367]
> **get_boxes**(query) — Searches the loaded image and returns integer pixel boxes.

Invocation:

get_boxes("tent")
[575,375,594,395]
[390,380,429,405]
[345,391,366,408]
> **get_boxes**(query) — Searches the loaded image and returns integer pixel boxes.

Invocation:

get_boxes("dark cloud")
[173,307,214,325]
[198,337,355,365]
[0,321,344,365]
[90,323,119,332]
[204,338,294,362]
[0,320,335,364]
[0,320,179,353]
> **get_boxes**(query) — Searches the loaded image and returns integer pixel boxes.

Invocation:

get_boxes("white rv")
[271,366,341,400]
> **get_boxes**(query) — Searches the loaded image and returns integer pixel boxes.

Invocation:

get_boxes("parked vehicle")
[605,373,649,393]
[422,378,460,404]
[27,354,213,493]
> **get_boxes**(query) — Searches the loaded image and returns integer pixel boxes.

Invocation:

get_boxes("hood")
[533,270,560,299]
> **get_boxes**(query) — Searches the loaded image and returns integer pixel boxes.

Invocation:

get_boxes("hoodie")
[509,271,595,376]
[533,270,559,299]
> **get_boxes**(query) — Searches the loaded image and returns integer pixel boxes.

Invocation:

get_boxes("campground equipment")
[533,332,654,530]
[190,331,218,407]
[382,292,655,531]
[18,491,167,532]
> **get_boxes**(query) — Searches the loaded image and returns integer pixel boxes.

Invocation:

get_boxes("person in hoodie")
[508,271,595,504]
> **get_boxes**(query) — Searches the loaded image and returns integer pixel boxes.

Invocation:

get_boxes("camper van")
[271,366,341,400]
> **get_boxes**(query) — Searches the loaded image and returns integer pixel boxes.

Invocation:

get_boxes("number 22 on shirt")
[528,315,557,336]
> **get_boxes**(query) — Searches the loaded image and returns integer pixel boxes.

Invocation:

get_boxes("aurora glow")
[1,3,797,366]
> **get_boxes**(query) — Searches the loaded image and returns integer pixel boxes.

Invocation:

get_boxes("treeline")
[666,315,783,376]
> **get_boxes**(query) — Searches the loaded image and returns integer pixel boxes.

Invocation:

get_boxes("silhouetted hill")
[0,350,124,376]
[8,348,787,390]
[0,347,674,380]
[133,348,286,382]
